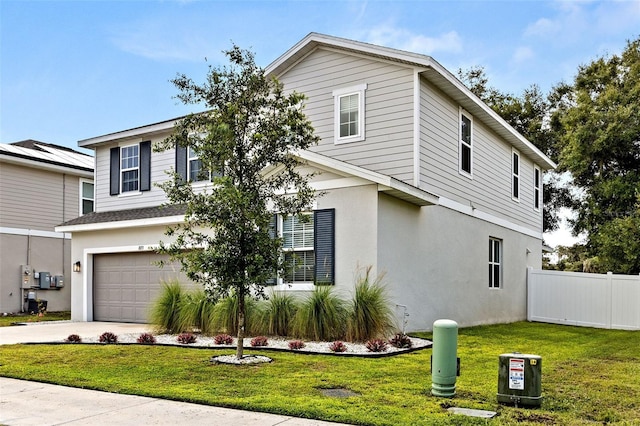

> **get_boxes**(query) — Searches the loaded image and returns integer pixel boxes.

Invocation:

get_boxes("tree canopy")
[156,46,320,357]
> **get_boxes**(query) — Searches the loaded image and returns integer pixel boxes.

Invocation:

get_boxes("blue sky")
[2,0,639,151]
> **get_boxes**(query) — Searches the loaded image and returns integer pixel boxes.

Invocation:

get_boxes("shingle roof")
[59,204,186,227]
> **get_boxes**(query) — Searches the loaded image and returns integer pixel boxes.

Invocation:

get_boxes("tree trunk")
[236,288,245,359]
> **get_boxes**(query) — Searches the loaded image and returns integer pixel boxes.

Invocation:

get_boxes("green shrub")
[262,291,298,336]
[346,267,394,342]
[212,292,265,336]
[149,280,186,334]
[293,286,346,341]
[177,289,217,335]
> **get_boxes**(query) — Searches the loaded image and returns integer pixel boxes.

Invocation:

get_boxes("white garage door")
[93,252,192,323]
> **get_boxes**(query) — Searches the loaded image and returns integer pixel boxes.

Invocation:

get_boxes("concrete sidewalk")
[0,377,343,426]
[0,322,350,426]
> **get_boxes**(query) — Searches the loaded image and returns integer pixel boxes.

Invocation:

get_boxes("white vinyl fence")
[527,268,640,330]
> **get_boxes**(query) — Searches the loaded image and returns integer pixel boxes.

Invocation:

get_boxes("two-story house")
[0,140,94,313]
[56,33,554,331]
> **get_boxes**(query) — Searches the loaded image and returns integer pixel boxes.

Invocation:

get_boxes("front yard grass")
[0,311,70,327]
[1,321,638,425]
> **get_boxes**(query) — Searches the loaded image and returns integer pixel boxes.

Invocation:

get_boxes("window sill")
[118,191,142,198]
[334,135,365,145]
[270,283,315,292]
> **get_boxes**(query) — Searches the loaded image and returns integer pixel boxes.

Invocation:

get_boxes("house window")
[120,145,139,193]
[188,147,209,182]
[282,214,315,283]
[459,109,473,177]
[80,180,94,215]
[533,165,541,211]
[333,84,367,144]
[109,141,151,196]
[512,150,520,201]
[489,237,502,289]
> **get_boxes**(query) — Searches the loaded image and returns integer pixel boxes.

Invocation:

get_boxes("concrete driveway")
[0,321,350,426]
[0,321,151,345]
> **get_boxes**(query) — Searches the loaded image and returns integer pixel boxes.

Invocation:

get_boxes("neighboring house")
[56,33,555,330]
[0,140,94,313]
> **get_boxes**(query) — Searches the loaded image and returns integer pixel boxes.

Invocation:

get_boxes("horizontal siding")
[0,162,83,230]
[419,80,542,232]
[278,47,415,184]
[95,135,173,213]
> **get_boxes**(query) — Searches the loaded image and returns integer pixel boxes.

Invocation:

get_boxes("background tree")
[156,46,320,358]
[458,67,571,234]
[551,37,640,273]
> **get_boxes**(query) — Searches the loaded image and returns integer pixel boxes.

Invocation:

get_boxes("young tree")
[156,46,320,358]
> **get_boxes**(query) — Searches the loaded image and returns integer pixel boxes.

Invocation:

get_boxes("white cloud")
[524,18,561,38]
[360,24,462,55]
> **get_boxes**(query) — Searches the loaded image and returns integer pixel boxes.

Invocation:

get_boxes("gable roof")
[266,32,556,171]
[0,140,94,175]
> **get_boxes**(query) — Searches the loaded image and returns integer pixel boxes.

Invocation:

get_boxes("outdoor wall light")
[73,261,81,273]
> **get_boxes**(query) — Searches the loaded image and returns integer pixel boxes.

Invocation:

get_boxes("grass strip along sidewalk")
[1,321,638,425]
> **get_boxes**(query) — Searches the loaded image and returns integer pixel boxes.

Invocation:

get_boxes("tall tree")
[458,67,571,234]
[156,46,320,358]
[552,37,640,273]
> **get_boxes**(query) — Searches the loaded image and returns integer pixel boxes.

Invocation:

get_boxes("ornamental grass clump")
[177,289,217,335]
[365,338,388,352]
[262,291,298,336]
[293,286,346,341]
[329,340,347,353]
[137,333,156,344]
[212,292,264,336]
[177,332,197,344]
[288,340,305,350]
[346,267,393,342]
[388,333,413,349]
[250,336,268,347]
[150,280,186,334]
[214,334,234,345]
[99,332,118,344]
[65,334,82,343]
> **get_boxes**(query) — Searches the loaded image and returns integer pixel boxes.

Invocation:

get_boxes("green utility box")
[497,353,542,407]
[431,319,458,397]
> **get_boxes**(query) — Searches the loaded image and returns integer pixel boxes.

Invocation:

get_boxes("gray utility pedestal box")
[497,353,542,407]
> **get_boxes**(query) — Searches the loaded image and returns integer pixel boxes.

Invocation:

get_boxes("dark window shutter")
[175,144,187,183]
[110,147,120,195]
[314,209,335,285]
[140,141,151,192]
[266,214,278,285]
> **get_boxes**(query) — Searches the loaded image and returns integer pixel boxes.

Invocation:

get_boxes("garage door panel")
[94,252,193,323]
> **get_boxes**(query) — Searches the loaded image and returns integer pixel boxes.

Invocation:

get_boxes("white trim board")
[1,227,71,239]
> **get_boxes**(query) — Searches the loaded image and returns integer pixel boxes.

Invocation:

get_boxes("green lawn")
[1,322,638,425]
[0,311,70,327]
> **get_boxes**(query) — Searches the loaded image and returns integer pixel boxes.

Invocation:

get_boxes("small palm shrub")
[262,291,298,336]
[347,267,394,342]
[177,289,217,335]
[214,334,233,345]
[389,333,412,349]
[250,336,268,347]
[288,340,305,350]
[99,332,118,344]
[65,334,82,343]
[177,332,197,344]
[212,292,265,336]
[329,340,347,353]
[365,338,388,352]
[293,286,346,341]
[149,280,186,334]
[137,333,156,344]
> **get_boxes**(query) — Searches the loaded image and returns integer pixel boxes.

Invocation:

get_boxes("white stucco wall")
[377,193,542,332]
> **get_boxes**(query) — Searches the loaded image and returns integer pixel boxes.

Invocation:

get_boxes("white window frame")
[459,108,473,178]
[187,147,210,183]
[512,149,520,202]
[489,237,502,289]
[333,84,367,144]
[120,144,139,193]
[533,165,541,211]
[279,213,314,285]
[79,179,94,216]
